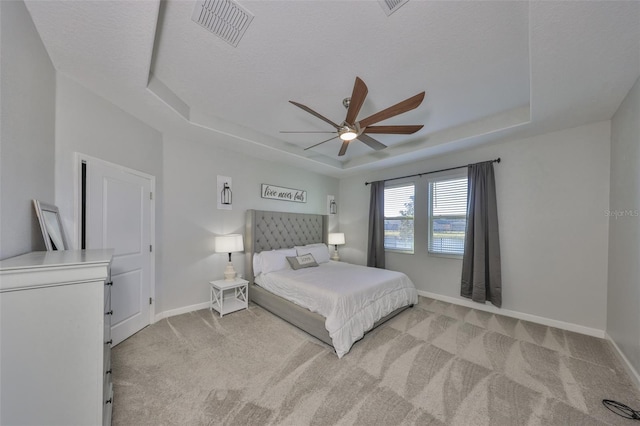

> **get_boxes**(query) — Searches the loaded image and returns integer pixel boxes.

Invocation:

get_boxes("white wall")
[339,121,611,332]
[54,74,164,315]
[54,74,163,246]
[161,134,339,314]
[53,73,339,317]
[608,75,640,377]
[0,0,56,259]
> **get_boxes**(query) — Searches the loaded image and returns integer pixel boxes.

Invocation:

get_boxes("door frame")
[74,153,156,324]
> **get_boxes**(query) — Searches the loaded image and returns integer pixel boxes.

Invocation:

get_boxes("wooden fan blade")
[363,125,423,134]
[338,140,349,156]
[358,92,425,129]
[345,77,368,125]
[357,133,387,151]
[304,135,339,151]
[289,101,340,129]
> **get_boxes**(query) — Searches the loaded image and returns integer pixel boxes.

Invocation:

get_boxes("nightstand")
[209,278,249,317]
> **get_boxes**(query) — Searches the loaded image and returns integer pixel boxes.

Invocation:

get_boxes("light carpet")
[112,296,640,425]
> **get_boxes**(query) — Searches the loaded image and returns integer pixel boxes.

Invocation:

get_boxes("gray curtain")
[461,161,502,307]
[367,181,385,268]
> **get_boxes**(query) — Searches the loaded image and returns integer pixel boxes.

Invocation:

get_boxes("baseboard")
[155,291,605,338]
[417,290,605,338]
[154,301,210,322]
[605,332,640,391]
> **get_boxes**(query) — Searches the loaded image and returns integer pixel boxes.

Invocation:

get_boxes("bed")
[245,209,418,357]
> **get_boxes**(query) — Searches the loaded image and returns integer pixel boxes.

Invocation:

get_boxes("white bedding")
[255,261,418,357]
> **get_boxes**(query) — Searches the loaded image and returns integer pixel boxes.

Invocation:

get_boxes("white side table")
[209,278,249,317]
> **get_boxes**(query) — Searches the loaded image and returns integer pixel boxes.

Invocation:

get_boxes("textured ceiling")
[24,0,640,177]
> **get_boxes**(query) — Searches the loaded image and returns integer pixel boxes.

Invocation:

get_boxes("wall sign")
[261,184,307,203]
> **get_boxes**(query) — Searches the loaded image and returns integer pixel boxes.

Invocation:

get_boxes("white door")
[84,157,154,345]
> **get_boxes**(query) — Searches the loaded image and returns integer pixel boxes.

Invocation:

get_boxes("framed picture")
[33,200,68,251]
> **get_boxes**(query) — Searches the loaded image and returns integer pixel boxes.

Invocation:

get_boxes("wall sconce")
[214,234,244,281]
[221,182,232,205]
[329,198,337,214]
[328,232,345,261]
[328,195,337,215]
[217,175,232,210]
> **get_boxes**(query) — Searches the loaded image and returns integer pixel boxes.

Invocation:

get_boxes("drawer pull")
[105,398,112,405]
[105,310,113,316]
[105,339,112,345]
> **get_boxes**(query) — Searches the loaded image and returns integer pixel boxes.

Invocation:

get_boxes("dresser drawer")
[103,351,112,404]
[104,280,112,310]
[103,340,112,379]
[103,382,113,426]
[103,279,113,426]
[104,289,112,342]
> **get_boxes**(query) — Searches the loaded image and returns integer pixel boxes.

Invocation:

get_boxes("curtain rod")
[364,158,501,186]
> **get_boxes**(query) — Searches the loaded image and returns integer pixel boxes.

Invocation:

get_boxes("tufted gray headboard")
[245,210,328,282]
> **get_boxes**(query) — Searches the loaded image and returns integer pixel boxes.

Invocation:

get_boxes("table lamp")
[214,234,244,280]
[328,232,345,261]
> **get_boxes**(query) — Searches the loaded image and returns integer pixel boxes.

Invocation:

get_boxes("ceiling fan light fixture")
[339,123,359,141]
[339,130,358,141]
[287,76,425,156]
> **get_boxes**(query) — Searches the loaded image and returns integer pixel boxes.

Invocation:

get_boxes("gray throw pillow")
[286,254,319,270]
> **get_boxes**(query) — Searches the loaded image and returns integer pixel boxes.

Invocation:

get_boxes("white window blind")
[384,184,414,252]
[428,176,468,256]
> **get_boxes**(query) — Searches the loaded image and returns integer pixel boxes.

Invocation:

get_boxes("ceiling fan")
[283,77,425,156]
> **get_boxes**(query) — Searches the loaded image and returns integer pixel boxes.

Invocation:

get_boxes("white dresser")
[0,249,114,426]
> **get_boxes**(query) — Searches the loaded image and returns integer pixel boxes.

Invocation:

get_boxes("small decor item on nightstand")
[209,278,249,317]
[214,234,244,281]
[328,232,345,261]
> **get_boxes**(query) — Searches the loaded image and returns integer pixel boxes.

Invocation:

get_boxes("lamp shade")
[328,233,345,246]
[214,234,244,253]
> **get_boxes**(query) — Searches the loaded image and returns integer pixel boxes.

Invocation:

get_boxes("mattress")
[255,261,418,357]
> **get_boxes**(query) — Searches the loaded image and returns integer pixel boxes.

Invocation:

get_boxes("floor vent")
[378,0,409,16]
[191,0,254,47]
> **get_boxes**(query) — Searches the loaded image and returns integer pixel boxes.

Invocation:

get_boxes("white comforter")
[255,261,418,357]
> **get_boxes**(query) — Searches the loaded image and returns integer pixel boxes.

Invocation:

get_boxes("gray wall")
[54,74,163,248]
[161,133,339,314]
[339,121,611,333]
[50,71,339,318]
[608,75,640,378]
[54,73,164,314]
[0,0,56,259]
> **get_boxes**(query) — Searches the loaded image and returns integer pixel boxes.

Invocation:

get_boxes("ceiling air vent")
[191,0,254,47]
[378,0,409,16]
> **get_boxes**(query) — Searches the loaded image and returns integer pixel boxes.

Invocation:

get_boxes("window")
[384,184,414,253]
[428,175,468,256]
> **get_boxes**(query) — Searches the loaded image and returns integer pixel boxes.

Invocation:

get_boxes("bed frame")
[245,209,411,349]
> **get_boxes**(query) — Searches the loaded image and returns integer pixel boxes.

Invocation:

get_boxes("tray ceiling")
[24,0,640,177]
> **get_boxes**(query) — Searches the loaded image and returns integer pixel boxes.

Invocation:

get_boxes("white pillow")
[296,244,330,264]
[294,242,325,252]
[260,248,297,274]
[253,252,263,276]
